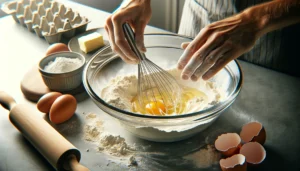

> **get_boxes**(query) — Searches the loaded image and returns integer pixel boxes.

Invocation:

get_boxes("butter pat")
[78,32,104,53]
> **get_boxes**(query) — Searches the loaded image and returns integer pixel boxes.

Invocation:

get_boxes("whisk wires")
[123,23,182,115]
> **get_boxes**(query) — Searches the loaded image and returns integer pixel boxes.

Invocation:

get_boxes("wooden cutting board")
[20,64,86,102]
[20,64,51,102]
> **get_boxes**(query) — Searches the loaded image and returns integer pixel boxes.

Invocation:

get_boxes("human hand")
[105,0,152,64]
[177,12,261,81]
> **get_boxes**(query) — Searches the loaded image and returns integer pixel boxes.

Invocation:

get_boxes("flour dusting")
[98,134,136,156]
[183,145,221,168]
[83,113,136,157]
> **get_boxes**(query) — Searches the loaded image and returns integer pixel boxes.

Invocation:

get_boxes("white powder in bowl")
[99,68,228,141]
[44,57,83,73]
[101,68,225,114]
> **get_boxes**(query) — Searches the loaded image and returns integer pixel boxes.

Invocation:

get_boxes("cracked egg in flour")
[101,68,225,116]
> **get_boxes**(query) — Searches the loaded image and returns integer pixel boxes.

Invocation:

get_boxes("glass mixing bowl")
[83,34,243,142]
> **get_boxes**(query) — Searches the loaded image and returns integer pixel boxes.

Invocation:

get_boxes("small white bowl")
[39,51,85,91]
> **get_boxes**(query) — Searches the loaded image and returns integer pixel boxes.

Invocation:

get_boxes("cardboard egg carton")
[1,0,90,44]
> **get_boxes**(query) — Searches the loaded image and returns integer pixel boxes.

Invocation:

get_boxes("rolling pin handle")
[0,91,17,110]
[66,155,90,171]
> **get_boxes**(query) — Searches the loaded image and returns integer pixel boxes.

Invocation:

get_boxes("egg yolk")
[145,100,166,115]
[132,86,208,115]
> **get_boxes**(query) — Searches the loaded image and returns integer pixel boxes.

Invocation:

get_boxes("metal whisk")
[122,23,182,115]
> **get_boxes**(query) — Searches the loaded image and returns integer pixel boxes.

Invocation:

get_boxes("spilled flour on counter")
[183,145,221,168]
[83,113,136,157]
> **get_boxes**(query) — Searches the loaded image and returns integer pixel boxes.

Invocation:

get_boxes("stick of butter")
[78,32,104,53]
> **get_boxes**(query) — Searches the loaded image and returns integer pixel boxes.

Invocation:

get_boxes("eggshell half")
[220,154,247,171]
[37,92,62,113]
[49,94,77,124]
[240,121,266,145]
[215,133,242,157]
[45,43,69,55]
[239,142,266,165]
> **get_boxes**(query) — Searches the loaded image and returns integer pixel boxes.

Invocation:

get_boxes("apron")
[178,0,300,77]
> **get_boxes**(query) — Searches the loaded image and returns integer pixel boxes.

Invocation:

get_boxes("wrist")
[241,0,300,37]
[241,6,269,38]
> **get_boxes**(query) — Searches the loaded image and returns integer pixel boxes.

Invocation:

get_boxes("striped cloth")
[178,0,300,77]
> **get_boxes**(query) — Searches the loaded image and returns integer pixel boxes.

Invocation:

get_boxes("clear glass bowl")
[83,34,243,142]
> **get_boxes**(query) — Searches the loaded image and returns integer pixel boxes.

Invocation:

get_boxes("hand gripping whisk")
[122,23,182,115]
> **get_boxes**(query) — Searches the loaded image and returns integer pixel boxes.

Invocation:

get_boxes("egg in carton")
[1,0,90,44]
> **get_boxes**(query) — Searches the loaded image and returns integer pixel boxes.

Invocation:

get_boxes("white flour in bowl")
[101,68,225,114]
[99,68,227,141]
[44,57,83,73]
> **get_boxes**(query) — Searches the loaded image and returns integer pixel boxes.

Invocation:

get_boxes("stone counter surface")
[0,1,299,171]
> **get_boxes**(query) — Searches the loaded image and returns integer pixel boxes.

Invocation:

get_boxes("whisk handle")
[122,23,145,60]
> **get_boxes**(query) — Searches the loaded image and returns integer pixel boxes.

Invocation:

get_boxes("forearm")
[243,0,300,37]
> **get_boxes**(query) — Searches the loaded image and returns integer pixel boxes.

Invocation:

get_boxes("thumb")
[181,42,190,49]
[134,22,147,53]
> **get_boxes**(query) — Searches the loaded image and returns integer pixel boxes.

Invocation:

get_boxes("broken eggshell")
[239,142,266,166]
[215,133,242,157]
[240,121,266,145]
[220,154,247,171]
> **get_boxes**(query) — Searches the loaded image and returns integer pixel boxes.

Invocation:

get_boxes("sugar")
[44,57,83,73]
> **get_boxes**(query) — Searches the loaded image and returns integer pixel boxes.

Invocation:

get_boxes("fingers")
[177,27,213,70]
[181,42,190,49]
[191,44,231,81]
[111,12,138,61]
[180,33,224,80]
[134,21,147,53]
[105,17,137,64]
[202,51,234,80]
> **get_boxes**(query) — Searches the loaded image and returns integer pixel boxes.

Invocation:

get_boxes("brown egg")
[37,92,62,113]
[240,121,266,145]
[46,43,69,56]
[49,94,77,124]
[220,154,247,171]
[215,133,242,157]
[239,142,266,165]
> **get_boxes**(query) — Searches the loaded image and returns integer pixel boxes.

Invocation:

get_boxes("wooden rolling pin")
[0,91,89,171]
